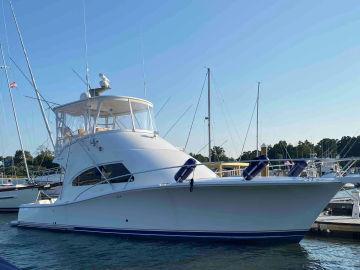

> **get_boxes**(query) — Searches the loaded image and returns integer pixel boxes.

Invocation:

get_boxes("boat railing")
[72,157,359,201]
[0,178,28,186]
[31,167,62,177]
[215,168,243,177]
[73,163,213,201]
[30,167,63,185]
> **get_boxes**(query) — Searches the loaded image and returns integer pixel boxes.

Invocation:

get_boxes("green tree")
[296,140,315,158]
[13,150,33,166]
[33,148,56,169]
[238,150,257,161]
[211,146,230,162]
[189,153,207,162]
[268,140,292,159]
[315,138,338,158]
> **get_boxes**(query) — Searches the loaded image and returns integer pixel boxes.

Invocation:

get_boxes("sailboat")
[0,44,38,211]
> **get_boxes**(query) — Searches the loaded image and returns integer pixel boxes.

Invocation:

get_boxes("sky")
[0,0,360,158]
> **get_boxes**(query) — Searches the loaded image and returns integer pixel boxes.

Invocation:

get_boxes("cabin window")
[114,113,133,131]
[131,101,154,131]
[72,163,132,186]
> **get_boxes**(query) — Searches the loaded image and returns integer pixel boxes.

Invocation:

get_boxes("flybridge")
[54,95,157,153]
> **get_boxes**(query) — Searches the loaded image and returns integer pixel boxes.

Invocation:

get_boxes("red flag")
[9,82,17,89]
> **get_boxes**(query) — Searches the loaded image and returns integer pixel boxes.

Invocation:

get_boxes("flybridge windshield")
[55,96,156,150]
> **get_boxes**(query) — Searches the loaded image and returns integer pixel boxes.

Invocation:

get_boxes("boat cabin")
[54,95,156,153]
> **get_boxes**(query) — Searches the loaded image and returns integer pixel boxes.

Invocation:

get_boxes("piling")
[261,143,269,177]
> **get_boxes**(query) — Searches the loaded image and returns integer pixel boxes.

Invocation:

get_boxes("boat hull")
[0,188,38,212]
[16,180,342,242]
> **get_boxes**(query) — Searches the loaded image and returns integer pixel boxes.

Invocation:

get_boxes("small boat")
[0,180,38,212]
[12,86,348,243]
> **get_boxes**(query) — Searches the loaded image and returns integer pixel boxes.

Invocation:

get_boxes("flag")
[9,82,17,89]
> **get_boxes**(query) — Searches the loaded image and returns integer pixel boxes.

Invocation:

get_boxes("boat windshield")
[54,96,156,150]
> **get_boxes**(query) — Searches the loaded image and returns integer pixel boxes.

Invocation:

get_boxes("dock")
[310,189,360,239]
[310,216,360,238]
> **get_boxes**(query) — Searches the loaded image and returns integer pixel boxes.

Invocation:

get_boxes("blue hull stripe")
[73,227,307,239]
[17,222,307,241]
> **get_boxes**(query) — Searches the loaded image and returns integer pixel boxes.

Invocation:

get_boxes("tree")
[190,146,232,162]
[211,146,230,162]
[189,153,207,162]
[337,136,352,157]
[268,140,292,160]
[13,150,33,166]
[315,138,338,158]
[296,140,315,158]
[238,150,257,161]
[33,148,56,169]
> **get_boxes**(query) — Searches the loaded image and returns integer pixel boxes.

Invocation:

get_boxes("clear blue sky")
[0,0,360,158]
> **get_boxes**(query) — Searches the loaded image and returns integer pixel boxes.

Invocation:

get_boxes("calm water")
[0,214,359,270]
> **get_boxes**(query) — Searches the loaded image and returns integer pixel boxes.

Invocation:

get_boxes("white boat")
[0,182,38,212]
[12,90,347,243]
[33,170,63,197]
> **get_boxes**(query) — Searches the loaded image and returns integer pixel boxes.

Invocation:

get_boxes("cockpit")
[54,95,156,152]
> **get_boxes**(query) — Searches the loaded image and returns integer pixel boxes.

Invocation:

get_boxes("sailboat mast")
[0,43,30,180]
[207,68,211,162]
[8,0,55,149]
[256,82,260,157]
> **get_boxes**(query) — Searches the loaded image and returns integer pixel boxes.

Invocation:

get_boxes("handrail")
[0,178,28,186]
[67,157,359,202]
[30,167,62,182]
[73,163,210,201]
[238,157,360,163]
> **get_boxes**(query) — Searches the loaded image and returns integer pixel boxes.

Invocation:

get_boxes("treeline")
[190,136,360,162]
[0,147,57,177]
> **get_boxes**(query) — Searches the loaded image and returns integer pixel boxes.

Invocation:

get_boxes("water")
[0,214,359,270]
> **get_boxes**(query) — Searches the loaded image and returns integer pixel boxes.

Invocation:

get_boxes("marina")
[311,216,360,237]
[0,0,359,269]
[1,213,360,270]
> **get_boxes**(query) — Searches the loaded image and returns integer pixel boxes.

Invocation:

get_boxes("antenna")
[82,0,90,92]
[8,0,55,149]
[0,43,30,180]
[139,26,147,98]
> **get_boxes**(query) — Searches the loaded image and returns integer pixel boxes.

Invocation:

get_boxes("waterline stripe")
[17,222,307,239]
[74,227,307,238]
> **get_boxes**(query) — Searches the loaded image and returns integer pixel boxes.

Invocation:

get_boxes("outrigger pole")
[0,43,30,180]
[8,0,55,149]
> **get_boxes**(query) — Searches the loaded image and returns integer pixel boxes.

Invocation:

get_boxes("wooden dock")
[310,215,360,238]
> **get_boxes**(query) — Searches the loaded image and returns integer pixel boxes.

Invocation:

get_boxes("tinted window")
[73,163,132,186]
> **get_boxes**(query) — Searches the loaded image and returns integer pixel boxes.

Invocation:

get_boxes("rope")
[341,137,359,158]
[163,104,192,138]
[239,99,257,159]
[279,141,293,161]
[211,74,242,157]
[184,72,207,150]
[155,96,171,118]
